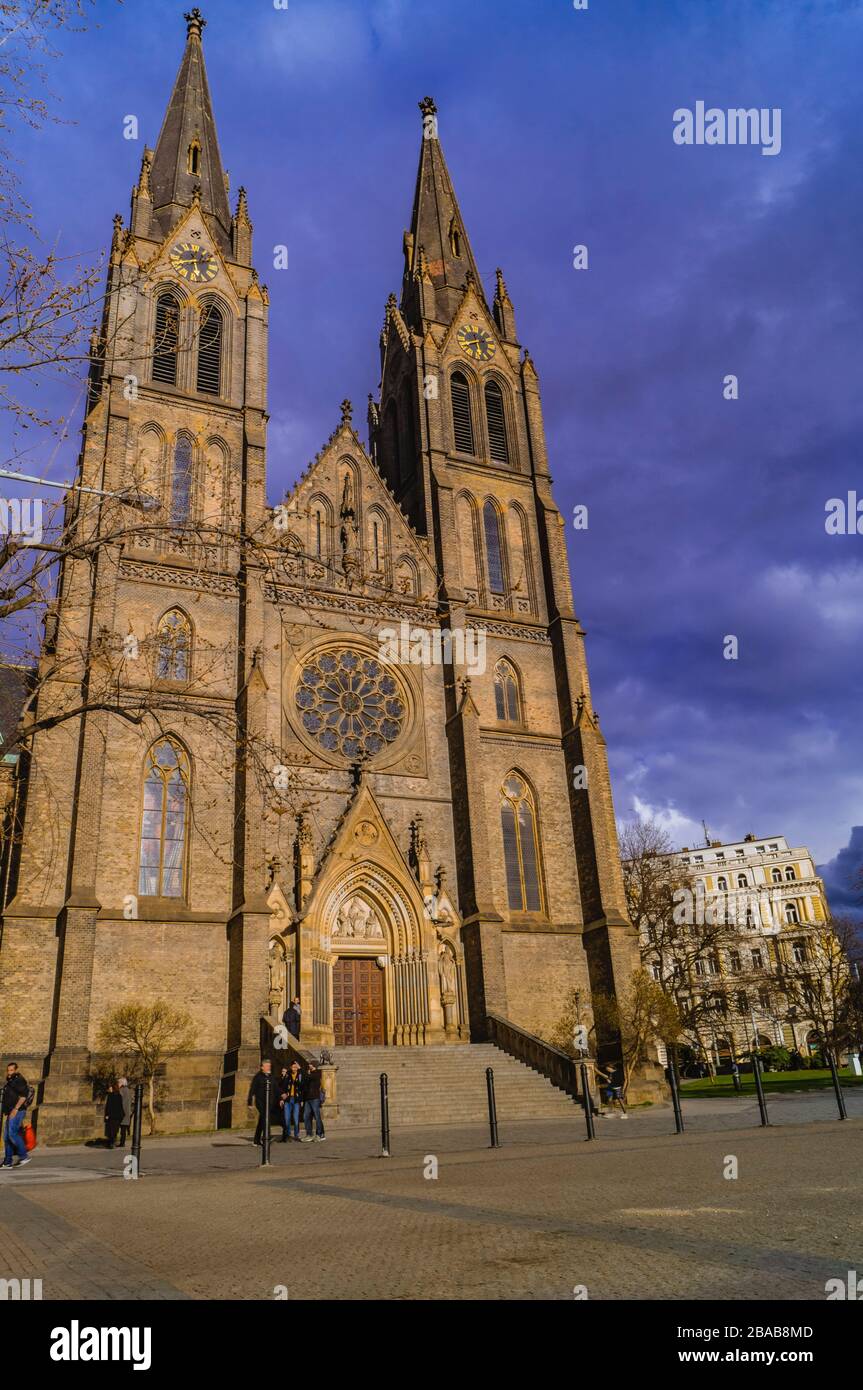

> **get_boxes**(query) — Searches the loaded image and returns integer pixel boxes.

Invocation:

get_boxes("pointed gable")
[276,403,438,602]
[149,9,232,254]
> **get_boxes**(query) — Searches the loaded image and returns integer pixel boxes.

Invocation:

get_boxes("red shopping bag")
[23,1123,37,1151]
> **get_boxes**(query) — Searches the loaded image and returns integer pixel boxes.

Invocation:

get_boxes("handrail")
[486,1011,582,1099]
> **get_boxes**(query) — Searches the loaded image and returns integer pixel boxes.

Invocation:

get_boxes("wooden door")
[333,958,385,1046]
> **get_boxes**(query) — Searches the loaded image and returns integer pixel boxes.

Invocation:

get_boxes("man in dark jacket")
[283,997,301,1041]
[301,1063,326,1142]
[2,1061,31,1168]
[247,1060,277,1146]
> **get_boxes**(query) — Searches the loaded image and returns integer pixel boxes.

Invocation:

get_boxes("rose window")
[295,649,405,759]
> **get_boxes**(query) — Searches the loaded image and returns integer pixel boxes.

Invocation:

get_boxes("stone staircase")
[329,1044,578,1128]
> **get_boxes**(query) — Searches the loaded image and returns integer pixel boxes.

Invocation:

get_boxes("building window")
[785,866,796,881]
[736,991,748,1013]
[737,873,748,888]
[314,509,323,557]
[196,304,222,394]
[717,875,728,891]
[156,609,191,682]
[786,903,800,925]
[170,436,193,525]
[772,868,782,883]
[758,989,771,1010]
[500,772,543,913]
[372,520,381,571]
[483,500,505,594]
[451,372,474,455]
[152,293,179,385]
[493,659,520,723]
[751,948,763,970]
[188,140,201,175]
[792,942,807,966]
[138,739,189,898]
[729,950,741,973]
[484,381,510,466]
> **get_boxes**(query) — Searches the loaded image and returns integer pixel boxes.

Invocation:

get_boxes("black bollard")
[579,1063,595,1141]
[131,1082,144,1175]
[379,1072,390,1157]
[261,1075,272,1167]
[750,1050,770,1126]
[826,1050,847,1121]
[668,1062,685,1134]
[486,1067,500,1148]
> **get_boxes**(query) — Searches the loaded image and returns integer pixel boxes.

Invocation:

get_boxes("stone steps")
[327,1044,577,1127]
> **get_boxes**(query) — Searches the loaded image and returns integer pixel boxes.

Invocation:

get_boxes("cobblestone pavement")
[0,1095,859,1300]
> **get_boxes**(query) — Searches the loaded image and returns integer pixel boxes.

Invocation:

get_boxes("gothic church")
[0,9,651,1139]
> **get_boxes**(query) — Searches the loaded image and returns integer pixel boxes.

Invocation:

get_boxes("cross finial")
[419,96,437,118]
[185,8,206,40]
[340,398,352,426]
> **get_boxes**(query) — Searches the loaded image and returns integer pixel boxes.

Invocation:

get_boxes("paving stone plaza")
[1,1092,859,1302]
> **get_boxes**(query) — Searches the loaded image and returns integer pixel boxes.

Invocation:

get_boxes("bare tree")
[591,970,682,1101]
[96,1000,197,1135]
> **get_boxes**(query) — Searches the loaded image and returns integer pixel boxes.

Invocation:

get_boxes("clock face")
[170,241,217,284]
[457,325,496,362]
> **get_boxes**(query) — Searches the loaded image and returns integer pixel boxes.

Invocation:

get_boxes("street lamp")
[0,468,160,513]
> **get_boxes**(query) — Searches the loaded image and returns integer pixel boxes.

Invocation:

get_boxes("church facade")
[0,9,649,1139]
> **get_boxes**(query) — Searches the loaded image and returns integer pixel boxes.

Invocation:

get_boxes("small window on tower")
[449,220,461,257]
[188,140,201,176]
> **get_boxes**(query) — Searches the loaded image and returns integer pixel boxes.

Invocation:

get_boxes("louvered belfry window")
[196,304,222,395]
[451,372,474,454]
[153,293,179,385]
[485,380,510,465]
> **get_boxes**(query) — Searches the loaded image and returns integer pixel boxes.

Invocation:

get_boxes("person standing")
[282,1060,304,1142]
[2,1062,31,1169]
[594,1062,627,1118]
[302,1062,326,1142]
[283,996,302,1041]
[104,1083,124,1149]
[276,1066,290,1141]
[117,1077,132,1146]
[247,1059,276,1146]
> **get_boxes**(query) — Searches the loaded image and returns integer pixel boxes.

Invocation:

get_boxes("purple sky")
[4,0,862,912]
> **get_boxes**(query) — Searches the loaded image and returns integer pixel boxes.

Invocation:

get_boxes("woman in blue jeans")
[280,1061,304,1142]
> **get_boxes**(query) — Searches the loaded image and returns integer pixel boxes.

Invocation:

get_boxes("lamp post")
[0,468,161,513]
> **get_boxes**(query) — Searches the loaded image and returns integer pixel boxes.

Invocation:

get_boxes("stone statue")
[438,943,457,999]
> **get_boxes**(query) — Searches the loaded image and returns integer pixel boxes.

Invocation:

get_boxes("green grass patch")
[679,1068,862,1099]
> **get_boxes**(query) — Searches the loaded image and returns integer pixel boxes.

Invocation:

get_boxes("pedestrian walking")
[247,1059,277,1146]
[595,1063,627,1117]
[281,1061,304,1142]
[301,1062,326,1142]
[276,1066,291,1140]
[104,1083,124,1148]
[2,1062,32,1169]
[117,1077,132,1146]
[283,996,302,1041]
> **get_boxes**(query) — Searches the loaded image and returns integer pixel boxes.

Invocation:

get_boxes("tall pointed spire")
[401,97,484,327]
[149,8,232,253]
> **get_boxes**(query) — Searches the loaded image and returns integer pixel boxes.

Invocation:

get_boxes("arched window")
[156,609,191,681]
[449,220,461,257]
[372,519,381,571]
[737,873,748,889]
[772,867,782,883]
[196,304,222,395]
[152,293,179,385]
[483,500,505,594]
[717,875,727,892]
[500,772,543,913]
[785,902,799,925]
[494,659,520,722]
[785,866,796,881]
[138,739,189,898]
[170,435,193,525]
[188,140,200,176]
[314,508,323,557]
[484,381,510,466]
[451,372,474,455]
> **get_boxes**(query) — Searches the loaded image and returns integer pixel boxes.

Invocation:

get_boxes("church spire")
[401,96,484,328]
[148,8,232,254]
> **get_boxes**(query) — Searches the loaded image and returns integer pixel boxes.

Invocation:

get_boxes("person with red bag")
[1,1061,32,1169]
